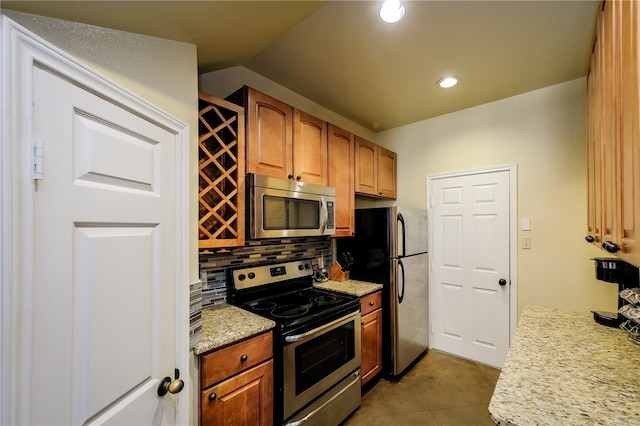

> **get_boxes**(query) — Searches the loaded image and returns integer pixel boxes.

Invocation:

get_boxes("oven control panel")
[232,260,313,290]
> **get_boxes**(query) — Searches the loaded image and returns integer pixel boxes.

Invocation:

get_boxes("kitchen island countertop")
[314,279,383,297]
[192,303,275,355]
[489,305,640,425]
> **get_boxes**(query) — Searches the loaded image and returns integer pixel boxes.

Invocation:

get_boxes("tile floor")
[343,350,501,426]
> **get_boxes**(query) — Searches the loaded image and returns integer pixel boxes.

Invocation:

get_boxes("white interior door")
[429,169,512,368]
[1,18,188,425]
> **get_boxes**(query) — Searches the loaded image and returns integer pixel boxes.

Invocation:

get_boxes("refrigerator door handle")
[397,212,406,257]
[398,258,405,303]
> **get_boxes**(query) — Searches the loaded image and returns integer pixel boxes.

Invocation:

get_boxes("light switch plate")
[521,217,531,231]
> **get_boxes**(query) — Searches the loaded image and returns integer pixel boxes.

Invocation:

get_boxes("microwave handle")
[320,197,328,234]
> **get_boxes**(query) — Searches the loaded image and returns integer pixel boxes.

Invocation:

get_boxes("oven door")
[282,311,361,421]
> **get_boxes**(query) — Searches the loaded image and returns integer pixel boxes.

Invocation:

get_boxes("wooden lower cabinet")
[200,332,274,425]
[360,291,382,386]
[201,360,273,425]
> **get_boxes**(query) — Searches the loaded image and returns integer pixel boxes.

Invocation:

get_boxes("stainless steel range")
[229,259,361,426]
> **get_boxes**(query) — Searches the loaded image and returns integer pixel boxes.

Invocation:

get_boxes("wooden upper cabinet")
[618,0,640,266]
[377,146,397,199]
[227,86,329,185]
[227,86,293,180]
[600,0,620,249]
[586,0,640,267]
[355,136,397,199]
[586,60,601,245]
[328,124,355,237]
[294,109,328,185]
[355,136,378,196]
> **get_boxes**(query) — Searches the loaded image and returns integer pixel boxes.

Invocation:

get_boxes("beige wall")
[200,66,377,141]
[376,78,618,317]
[4,10,201,283]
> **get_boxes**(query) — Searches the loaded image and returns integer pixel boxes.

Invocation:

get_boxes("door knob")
[157,369,185,396]
[157,377,184,396]
[498,279,507,286]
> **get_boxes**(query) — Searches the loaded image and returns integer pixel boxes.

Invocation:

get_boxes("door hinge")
[33,140,44,180]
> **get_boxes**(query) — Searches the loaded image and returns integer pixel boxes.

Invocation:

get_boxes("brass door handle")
[157,368,185,396]
[157,377,184,396]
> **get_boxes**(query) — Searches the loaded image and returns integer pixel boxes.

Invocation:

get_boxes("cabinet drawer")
[360,291,382,316]
[201,332,272,389]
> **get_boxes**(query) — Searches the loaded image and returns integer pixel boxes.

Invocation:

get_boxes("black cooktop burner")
[271,304,310,318]
[239,286,355,324]
[249,301,278,311]
[230,260,360,332]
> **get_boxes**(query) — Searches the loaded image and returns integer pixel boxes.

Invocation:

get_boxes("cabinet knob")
[288,173,294,179]
[585,235,595,243]
[209,393,217,402]
[240,354,248,362]
[602,241,620,253]
[296,175,301,180]
[369,301,375,306]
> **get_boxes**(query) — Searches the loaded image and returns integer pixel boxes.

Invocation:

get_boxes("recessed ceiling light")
[438,77,459,88]
[380,0,406,24]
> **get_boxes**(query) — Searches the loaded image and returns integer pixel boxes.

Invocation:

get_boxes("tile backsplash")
[199,237,333,308]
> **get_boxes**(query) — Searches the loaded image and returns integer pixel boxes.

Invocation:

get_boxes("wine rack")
[198,91,245,249]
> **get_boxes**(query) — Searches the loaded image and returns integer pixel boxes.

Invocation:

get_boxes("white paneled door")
[1,18,188,425]
[429,169,512,368]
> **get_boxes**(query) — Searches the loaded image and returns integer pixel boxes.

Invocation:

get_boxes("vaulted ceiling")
[3,1,599,131]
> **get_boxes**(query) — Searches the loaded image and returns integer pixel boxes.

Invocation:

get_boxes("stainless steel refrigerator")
[340,207,429,376]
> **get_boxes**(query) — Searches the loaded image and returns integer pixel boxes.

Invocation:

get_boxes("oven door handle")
[285,370,360,426]
[284,312,358,343]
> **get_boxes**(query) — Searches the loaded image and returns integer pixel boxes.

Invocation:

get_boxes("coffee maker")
[592,258,640,327]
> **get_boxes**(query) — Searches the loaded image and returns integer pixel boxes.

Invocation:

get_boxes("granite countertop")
[192,304,276,355]
[489,305,640,425]
[314,279,383,297]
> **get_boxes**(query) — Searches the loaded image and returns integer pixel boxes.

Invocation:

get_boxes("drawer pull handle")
[209,393,217,401]
[369,301,375,306]
[240,354,248,362]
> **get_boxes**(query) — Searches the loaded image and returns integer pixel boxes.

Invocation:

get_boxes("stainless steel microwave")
[247,173,336,239]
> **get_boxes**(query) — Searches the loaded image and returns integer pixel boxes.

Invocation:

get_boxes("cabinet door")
[201,360,274,426]
[618,0,640,265]
[377,146,397,199]
[246,88,293,179]
[294,109,328,184]
[587,52,602,245]
[361,308,382,386]
[355,136,378,196]
[600,0,621,249]
[328,124,355,237]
